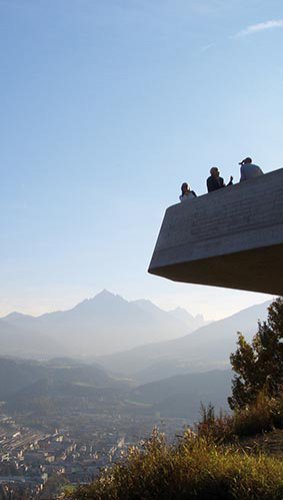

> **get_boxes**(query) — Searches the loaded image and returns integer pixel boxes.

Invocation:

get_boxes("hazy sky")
[0,0,282,320]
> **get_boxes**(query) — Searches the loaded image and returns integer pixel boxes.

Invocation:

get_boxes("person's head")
[239,157,252,165]
[210,167,219,178]
[181,182,190,196]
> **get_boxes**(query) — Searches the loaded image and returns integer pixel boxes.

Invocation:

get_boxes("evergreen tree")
[228,297,283,410]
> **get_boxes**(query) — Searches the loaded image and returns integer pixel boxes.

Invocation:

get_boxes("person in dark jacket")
[206,167,233,193]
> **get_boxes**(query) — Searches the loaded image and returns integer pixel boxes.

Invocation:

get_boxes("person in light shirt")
[179,182,197,203]
[239,157,264,181]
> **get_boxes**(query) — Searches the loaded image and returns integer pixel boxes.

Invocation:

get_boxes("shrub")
[233,390,283,437]
[196,403,234,442]
[197,391,283,441]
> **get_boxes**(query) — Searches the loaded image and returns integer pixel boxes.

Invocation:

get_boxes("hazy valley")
[0,291,272,497]
[0,290,271,416]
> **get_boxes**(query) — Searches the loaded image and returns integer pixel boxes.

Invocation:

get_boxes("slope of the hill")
[129,369,232,419]
[0,356,124,401]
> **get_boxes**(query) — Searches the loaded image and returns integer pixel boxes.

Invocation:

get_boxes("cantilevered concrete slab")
[148,168,283,295]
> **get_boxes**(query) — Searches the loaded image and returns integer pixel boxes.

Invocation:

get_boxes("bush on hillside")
[233,390,283,437]
[197,390,283,441]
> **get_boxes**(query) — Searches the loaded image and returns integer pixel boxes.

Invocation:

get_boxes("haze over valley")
[0,289,271,396]
[0,290,270,383]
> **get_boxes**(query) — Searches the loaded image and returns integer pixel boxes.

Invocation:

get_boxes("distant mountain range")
[0,290,207,359]
[99,300,271,382]
[0,294,273,422]
[0,291,271,383]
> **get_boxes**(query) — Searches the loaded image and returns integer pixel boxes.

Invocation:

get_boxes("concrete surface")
[148,168,283,295]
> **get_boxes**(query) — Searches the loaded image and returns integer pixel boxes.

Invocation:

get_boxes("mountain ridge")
[0,291,271,372]
[0,290,206,359]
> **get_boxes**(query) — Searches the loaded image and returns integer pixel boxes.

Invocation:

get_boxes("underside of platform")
[150,243,283,295]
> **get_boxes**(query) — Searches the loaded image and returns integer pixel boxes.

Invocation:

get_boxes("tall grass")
[65,391,283,499]
[66,429,283,500]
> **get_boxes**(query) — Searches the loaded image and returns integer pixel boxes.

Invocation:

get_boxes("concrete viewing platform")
[148,168,283,295]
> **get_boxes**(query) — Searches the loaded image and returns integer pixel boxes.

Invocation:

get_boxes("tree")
[228,297,283,410]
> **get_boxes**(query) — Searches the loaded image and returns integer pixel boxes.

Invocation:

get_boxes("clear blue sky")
[0,0,282,319]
